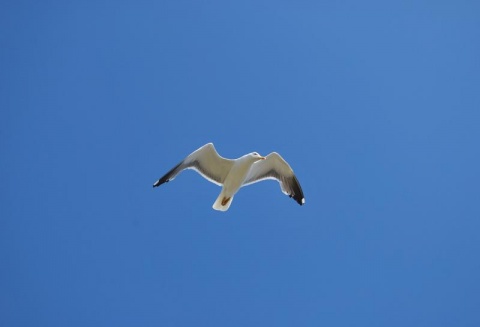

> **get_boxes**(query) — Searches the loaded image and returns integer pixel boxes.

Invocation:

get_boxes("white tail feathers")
[212,191,234,211]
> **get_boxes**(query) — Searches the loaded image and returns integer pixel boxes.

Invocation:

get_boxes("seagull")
[153,143,305,211]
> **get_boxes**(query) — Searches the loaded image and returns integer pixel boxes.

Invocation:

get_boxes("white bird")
[153,143,305,211]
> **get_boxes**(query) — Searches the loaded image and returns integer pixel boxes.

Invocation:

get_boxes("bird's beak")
[260,156,266,160]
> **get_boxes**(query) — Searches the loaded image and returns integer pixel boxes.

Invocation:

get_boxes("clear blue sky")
[1,1,480,326]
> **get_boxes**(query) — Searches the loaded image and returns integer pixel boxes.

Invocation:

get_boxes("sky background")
[1,0,480,326]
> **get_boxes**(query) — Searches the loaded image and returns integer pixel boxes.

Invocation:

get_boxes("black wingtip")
[153,161,182,189]
[289,195,304,206]
[289,175,305,206]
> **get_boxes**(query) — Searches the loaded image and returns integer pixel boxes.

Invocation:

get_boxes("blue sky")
[1,0,480,326]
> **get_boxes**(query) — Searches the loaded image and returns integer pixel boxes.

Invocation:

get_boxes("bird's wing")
[153,143,234,187]
[242,152,305,205]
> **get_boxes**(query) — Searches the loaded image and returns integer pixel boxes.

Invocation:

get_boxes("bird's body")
[153,143,305,211]
[212,153,260,211]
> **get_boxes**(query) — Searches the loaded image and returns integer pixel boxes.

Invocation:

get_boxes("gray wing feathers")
[243,152,305,205]
[153,143,234,187]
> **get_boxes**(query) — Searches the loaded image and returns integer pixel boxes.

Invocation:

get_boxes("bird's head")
[249,152,266,162]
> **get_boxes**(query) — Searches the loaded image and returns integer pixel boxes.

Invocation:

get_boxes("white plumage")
[153,143,305,211]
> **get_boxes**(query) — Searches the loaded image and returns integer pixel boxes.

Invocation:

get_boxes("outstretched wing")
[243,152,305,205]
[153,143,234,187]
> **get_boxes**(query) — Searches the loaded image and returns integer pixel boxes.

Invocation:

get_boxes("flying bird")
[153,143,305,211]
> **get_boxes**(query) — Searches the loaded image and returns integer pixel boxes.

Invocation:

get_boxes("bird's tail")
[212,190,234,211]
